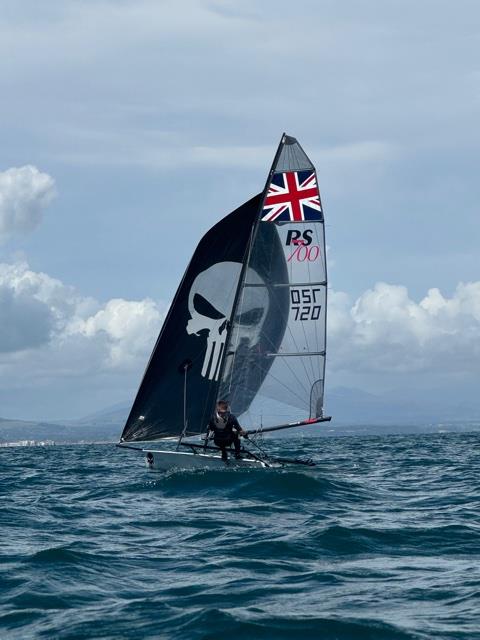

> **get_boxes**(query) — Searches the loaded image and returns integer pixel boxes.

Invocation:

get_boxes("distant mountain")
[1,387,479,445]
[0,402,131,444]
[326,386,480,425]
[71,402,130,428]
[0,416,120,444]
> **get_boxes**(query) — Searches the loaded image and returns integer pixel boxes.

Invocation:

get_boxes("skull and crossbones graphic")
[186,261,269,381]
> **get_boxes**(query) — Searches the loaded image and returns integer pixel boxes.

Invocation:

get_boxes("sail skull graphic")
[186,262,242,381]
[186,262,269,381]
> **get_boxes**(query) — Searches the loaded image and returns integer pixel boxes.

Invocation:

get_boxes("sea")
[1,432,479,640]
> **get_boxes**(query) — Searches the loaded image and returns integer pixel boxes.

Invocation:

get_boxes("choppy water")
[1,433,479,639]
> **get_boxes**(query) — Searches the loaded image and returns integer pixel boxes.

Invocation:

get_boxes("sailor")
[207,400,247,462]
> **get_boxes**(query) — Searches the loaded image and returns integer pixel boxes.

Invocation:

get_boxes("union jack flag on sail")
[261,170,323,222]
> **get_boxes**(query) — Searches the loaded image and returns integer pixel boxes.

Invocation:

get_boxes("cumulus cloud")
[2,260,480,380]
[74,297,164,369]
[0,166,56,242]
[2,257,480,421]
[0,285,53,353]
[0,261,165,377]
[328,281,480,374]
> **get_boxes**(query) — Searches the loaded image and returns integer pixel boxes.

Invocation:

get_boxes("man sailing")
[207,400,247,463]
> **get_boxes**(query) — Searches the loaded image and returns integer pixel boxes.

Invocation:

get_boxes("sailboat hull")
[143,449,269,471]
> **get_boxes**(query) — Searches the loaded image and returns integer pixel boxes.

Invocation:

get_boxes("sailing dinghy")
[118,134,331,470]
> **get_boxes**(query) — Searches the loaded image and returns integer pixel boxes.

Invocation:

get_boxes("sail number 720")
[290,288,322,321]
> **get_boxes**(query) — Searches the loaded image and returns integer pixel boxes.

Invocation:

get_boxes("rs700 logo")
[286,229,321,262]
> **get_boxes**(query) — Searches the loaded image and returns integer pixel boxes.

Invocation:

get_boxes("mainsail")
[219,135,327,429]
[121,134,328,443]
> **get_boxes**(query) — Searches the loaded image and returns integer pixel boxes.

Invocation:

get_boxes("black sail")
[121,195,261,442]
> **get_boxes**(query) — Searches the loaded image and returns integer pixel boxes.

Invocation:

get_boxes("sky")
[0,0,479,421]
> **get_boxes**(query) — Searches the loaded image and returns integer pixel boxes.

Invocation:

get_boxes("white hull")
[144,449,269,471]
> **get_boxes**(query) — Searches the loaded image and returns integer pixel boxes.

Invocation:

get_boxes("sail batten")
[244,281,327,288]
[265,351,326,357]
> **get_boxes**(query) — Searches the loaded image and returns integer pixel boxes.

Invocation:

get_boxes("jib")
[286,229,313,246]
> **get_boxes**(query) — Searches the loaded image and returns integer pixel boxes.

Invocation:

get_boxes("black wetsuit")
[207,412,242,461]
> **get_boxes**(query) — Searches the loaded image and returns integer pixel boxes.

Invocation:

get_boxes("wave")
[1,433,480,640]
[308,523,480,556]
